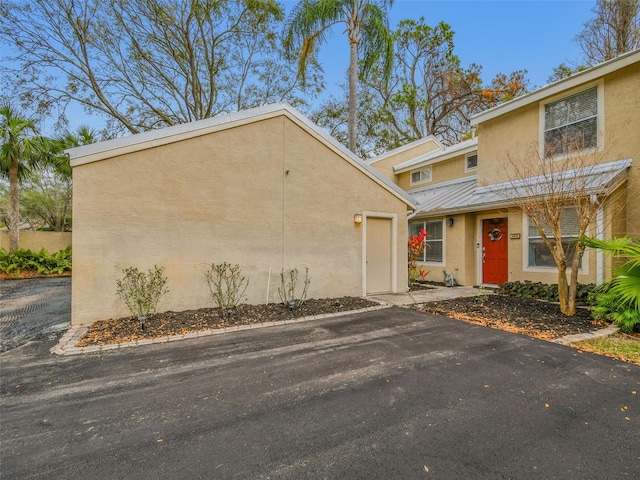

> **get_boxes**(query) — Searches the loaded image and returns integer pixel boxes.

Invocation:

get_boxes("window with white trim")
[544,86,598,157]
[465,153,478,171]
[409,219,443,263]
[410,166,432,185]
[527,207,582,268]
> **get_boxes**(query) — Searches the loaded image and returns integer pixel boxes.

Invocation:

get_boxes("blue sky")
[303,0,596,92]
[45,0,597,134]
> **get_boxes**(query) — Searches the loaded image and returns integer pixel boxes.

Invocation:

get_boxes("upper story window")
[410,166,432,185]
[465,153,478,171]
[543,86,598,157]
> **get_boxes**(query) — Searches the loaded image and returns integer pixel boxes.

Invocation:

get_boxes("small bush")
[204,262,249,310]
[116,265,169,325]
[582,236,640,333]
[591,287,640,333]
[0,246,72,275]
[279,267,310,310]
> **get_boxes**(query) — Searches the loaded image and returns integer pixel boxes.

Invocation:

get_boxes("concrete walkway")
[371,285,482,306]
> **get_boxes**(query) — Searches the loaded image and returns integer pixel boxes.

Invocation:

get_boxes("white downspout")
[596,205,605,285]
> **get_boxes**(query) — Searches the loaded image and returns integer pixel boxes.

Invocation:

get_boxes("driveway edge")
[554,324,620,345]
[50,303,393,356]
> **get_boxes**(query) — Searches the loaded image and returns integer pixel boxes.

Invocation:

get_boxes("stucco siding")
[369,137,441,184]
[476,104,538,187]
[399,155,477,191]
[477,63,639,192]
[72,115,408,325]
[603,62,640,236]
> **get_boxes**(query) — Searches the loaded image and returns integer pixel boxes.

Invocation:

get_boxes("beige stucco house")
[370,49,639,287]
[67,104,415,325]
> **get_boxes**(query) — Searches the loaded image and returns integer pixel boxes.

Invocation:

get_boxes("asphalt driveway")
[1,306,638,479]
[0,277,71,352]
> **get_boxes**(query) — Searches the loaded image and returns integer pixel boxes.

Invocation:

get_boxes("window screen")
[544,87,597,156]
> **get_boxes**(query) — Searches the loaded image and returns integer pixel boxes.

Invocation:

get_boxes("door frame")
[476,213,509,285]
[362,212,398,296]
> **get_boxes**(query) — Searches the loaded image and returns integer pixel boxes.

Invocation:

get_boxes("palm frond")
[283,0,343,82]
[358,3,394,82]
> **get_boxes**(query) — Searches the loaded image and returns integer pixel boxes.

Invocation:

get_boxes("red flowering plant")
[408,228,429,283]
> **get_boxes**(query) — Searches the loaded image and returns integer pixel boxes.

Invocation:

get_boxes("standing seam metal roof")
[410,159,632,217]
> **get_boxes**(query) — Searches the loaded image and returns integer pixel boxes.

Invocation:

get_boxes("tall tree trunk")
[8,156,20,253]
[348,39,358,153]
[557,267,575,315]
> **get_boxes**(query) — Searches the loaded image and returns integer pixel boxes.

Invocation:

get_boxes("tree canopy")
[314,19,529,156]
[1,0,321,136]
[578,0,640,64]
[284,0,395,152]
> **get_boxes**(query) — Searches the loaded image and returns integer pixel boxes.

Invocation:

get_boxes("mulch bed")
[78,293,608,347]
[77,297,379,346]
[418,294,604,341]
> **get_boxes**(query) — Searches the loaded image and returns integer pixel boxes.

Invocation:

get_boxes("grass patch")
[572,334,640,365]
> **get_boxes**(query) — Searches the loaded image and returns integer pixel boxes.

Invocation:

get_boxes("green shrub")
[583,236,640,333]
[115,265,169,326]
[204,262,249,310]
[0,246,72,275]
[497,280,595,305]
[591,288,640,333]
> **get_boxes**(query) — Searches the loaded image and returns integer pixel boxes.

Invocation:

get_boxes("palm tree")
[583,236,640,332]
[54,126,100,178]
[284,0,395,153]
[0,105,46,252]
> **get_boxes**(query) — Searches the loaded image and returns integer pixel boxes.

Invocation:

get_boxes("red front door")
[482,218,508,284]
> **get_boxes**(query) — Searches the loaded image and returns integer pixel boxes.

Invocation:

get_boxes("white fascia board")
[471,49,640,125]
[367,135,443,165]
[394,138,478,173]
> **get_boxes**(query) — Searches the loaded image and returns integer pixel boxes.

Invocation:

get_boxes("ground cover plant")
[497,280,595,305]
[0,246,71,278]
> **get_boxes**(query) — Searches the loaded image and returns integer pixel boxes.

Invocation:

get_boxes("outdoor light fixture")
[447,217,454,227]
[354,213,363,224]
